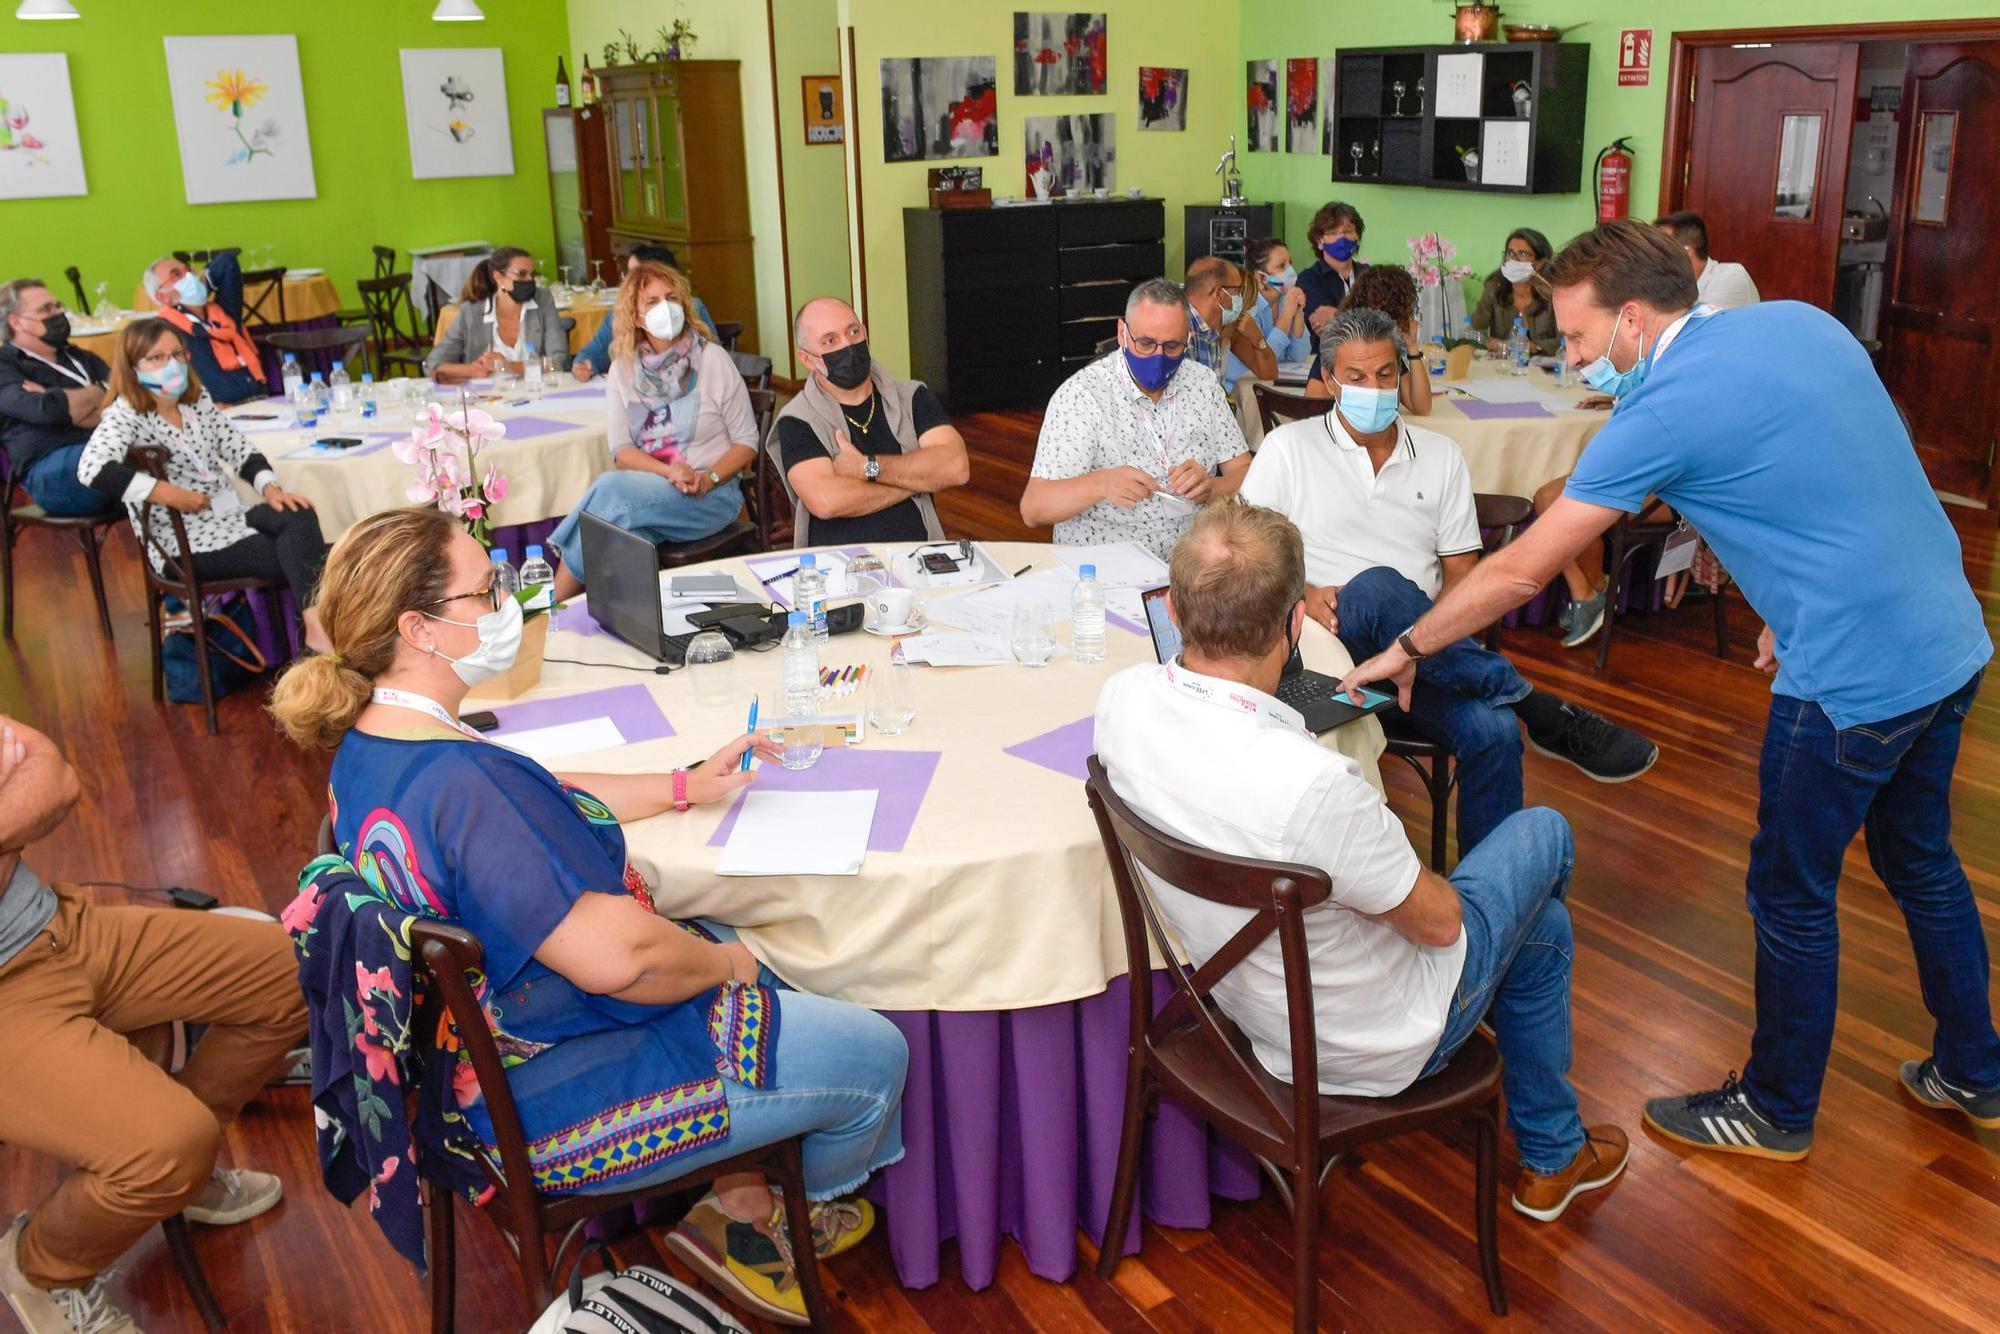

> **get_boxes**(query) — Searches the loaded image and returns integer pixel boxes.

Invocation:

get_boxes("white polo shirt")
[1094,660,1464,1097]
[1695,257,1760,310]
[1239,409,1482,597]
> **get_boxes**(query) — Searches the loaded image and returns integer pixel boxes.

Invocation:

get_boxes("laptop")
[579,512,699,664]
[1139,584,1398,735]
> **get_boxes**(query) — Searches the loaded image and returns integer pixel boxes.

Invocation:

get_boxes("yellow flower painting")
[203,68,276,162]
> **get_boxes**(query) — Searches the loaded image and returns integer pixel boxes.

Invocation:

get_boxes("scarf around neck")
[629,334,704,464]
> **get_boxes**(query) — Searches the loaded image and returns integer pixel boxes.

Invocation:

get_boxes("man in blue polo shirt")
[1337,219,1997,1160]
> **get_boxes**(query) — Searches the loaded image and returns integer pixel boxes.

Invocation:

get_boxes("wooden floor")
[4,411,1997,1332]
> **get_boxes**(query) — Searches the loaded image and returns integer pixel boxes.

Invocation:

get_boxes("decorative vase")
[465,614,548,702]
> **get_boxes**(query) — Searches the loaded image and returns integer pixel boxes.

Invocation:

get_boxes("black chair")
[731,350,773,395]
[711,320,743,353]
[263,324,373,382]
[236,266,288,338]
[407,919,833,1331]
[1472,492,1534,653]
[742,386,790,551]
[353,276,429,380]
[63,265,89,313]
[1251,382,1332,436]
[657,519,758,571]
[372,244,398,280]
[171,249,237,267]
[0,446,119,641]
[126,445,279,734]
[1595,499,1728,670]
[1085,756,1506,1331]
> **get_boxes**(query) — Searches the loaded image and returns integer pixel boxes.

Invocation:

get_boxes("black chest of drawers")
[903,199,1166,412]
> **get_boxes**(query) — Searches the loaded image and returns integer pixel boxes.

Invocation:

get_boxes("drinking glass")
[683,631,735,709]
[589,259,607,292]
[1010,602,1057,668]
[1392,80,1407,115]
[780,720,824,770]
[868,661,917,735]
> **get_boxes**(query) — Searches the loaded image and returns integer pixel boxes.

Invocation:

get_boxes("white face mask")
[1500,259,1538,284]
[643,299,686,342]
[423,595,524,686]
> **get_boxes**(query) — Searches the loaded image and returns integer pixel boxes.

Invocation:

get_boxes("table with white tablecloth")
[430,291,618,358]
[491,540,1385,1288]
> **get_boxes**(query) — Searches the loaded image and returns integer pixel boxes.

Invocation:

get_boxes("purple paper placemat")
[706,748,942,854]
[498,415,581,440]
[540,387,608,403]
[1453,399,1553,421]
[552,598,605,637]
[1002,716,1094,781]
[1106,611,1144,636]
[488,683,674,743]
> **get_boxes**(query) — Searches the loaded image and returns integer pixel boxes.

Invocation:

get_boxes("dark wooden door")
[1682,44,1858,307]
[573,106,614,270]
[1880,41,2000,503]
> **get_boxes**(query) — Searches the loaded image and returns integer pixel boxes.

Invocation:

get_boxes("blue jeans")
[610,922,908,1201]
[1419,808,1585,1174]
[1742,670,1999,1129]
[20,445,116,517]
[1336,566,1532,856]
[548,470,745,585]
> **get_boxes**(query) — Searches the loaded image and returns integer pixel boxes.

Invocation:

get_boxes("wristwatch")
[706,469,721,487]
[863,456,881,482]
[1397,628,1428,661]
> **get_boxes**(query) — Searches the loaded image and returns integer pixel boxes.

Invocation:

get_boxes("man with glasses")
[1184,256,1274,393]
[1022,279,1250,561]
[141,250,267,406]
[0,279,116,517]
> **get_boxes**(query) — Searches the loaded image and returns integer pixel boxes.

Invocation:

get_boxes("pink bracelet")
[672,768,690,812]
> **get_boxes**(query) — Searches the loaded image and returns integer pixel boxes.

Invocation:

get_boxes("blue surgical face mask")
[1323,236,1360,263]
[1579,308,1651,398]
[1221,291,1244,324]
[1123,344,1182,392]
[138,358,189,398]
[173,271,209,307]
[1336,382,1399,435]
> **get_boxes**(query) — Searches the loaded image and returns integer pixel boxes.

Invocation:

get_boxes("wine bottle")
[555,55,572,109]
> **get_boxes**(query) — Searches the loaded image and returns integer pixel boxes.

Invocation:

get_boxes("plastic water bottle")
[518,544,555,611]
[291,373,318,429]
[358,372,379,421]
[1507,317,1530,376]
[280,353,303,402]
[523,340,544,395]
[489,547,521,603]
[1553,338,1570,389]
[1070,563,1106,664]
[1460,315,1477,355]
[780,612,825,769]
[794,553,828,644]
[308,372,329,419]
[329,361,353,414]
[1426,333,1447,378]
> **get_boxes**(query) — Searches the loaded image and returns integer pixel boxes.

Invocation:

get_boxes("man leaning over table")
[1095,502,1628,1222]
[1021,279,1249,563]
[0,279,116,518]
[1338,218,2000,1159]
[570,242,717,383]
[141,251,267,406]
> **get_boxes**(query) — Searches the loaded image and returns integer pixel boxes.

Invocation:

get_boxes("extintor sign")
[1619,29,1653,87]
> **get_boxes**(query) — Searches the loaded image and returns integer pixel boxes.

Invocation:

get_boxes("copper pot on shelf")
[1455,2,1503,44]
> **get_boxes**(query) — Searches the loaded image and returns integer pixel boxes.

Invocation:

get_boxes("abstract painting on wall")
[1320,58,1337,154]
[881,56,997,163]
[1137,66,1187,132]
[0,53,88,200]
[1014,13,1108,96]
[163,35,316,204]
[399,48,514,180]
[1286,58,1319,154]
[1245,59,1278,152]
[1024,113,1114,197]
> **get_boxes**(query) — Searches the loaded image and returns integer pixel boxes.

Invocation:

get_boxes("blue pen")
[741,695,759,772]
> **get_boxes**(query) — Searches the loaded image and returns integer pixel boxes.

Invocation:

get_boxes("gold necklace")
[841,391,878,434]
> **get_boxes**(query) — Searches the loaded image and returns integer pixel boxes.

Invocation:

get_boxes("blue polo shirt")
[1564,301,1990,729]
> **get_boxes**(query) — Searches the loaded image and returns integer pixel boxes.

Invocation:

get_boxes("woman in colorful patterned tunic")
[270,506,906,1326]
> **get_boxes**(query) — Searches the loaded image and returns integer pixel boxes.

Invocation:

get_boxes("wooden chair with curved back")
[1084,756,1506,1329]
[354,275,430,381]
[1594,499,1729,670]
[1251,382,1332,436]
[0,445,120,642]
[235,267,289,339]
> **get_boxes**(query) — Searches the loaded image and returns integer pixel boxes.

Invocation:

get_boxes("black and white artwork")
[1013,13,1108,96]
[880,56,997,163]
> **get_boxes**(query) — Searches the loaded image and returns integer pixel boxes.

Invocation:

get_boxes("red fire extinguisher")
[1594,138,1635,222]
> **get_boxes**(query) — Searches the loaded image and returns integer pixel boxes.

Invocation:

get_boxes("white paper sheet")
[489,716,627,764]
[1434,52,1484,118]
[1481,119,1531,188]
[924,568,1075,639]
[1461,380,1569,408]
[1054,543,1169,589]
[716,789,878,877]
[1106,588,1145,623]
[891,542,1009,589]
[747,551,851,607]
[896,631,1013,667]
[230,413,299,433]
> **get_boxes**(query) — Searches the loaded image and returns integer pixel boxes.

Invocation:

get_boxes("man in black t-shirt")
[774,297,969,548]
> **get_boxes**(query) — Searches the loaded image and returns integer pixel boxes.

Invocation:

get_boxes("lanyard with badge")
[370,687,487,740]
[23,348,93,388]
[1122,353,1178,476]
[1164,658,1311,738]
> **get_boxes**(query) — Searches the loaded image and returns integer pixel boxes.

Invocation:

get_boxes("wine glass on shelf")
[1416,77,1427,115]
[92,282,113,319]
[559,263,575,298]
[1372,139,1382,176]
[589,259,606,293]
[1349,141,1364,178]
[1392,80,1407,115]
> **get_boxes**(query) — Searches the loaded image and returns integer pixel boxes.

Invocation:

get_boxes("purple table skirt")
[871,971,1262,1291]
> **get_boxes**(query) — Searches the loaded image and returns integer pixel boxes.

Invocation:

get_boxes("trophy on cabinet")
[1214,134,1246,206]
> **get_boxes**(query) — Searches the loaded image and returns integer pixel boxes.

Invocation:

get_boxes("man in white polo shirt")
[1240,307,1657,857]
[1094,502,1627,1220]
[1021,279,1251,561]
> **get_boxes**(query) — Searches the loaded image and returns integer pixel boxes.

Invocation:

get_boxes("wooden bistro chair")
[0,446,119,642]
[235,266,289,339]
[1085,757,1506,1329]
[1595,499,1728,671]
[710,320,744,353]
[372,244,399,280]
[354,276,431,381]
[1252,381,1332,437]
[263,324,373,385]
[127,445,279,735]
[406,919,833,1332]
[742,386,792,551]
[732,350,773,395]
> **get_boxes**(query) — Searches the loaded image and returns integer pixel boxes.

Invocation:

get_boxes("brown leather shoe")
[1512,1125,1629,1222]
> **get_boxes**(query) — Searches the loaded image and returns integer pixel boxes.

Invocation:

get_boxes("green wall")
[772,0,852,379]
[1235,0,1996,301]
[1,1,569,310]
[843,0,1243,373]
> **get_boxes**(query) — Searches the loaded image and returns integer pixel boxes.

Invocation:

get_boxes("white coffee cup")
[1093,186,1110,199]
[868,587,915,628]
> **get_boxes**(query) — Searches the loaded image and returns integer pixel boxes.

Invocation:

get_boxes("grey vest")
[772,364,947,549]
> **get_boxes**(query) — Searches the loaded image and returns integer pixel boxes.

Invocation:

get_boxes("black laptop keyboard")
[1274,674,1330,708]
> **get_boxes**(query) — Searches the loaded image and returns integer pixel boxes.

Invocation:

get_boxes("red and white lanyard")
[1164,658,1311,738]
[370,687,486,740]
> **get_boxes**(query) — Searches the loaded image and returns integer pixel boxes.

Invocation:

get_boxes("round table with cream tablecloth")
[429,291,619,358]
[505,540,1385,1287]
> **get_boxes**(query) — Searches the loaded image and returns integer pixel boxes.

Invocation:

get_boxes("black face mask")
[818,340,872,391]
[507,279,537,305]
[38,313,71,347]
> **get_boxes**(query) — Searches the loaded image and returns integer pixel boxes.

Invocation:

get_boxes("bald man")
[771,297,969,548]
[1185,256,1275,391]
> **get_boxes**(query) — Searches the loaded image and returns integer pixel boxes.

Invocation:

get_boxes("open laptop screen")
[580,512,665,656]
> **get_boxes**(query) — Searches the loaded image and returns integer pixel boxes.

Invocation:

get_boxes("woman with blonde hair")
[546,261,758,600]
[271,507,906,1324]
[78,317,324,641]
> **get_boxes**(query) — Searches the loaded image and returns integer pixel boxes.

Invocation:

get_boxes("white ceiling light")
[431,0,485,20]
[15,0,82,19]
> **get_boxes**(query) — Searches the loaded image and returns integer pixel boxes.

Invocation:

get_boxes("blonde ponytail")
[268,507,460,749]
